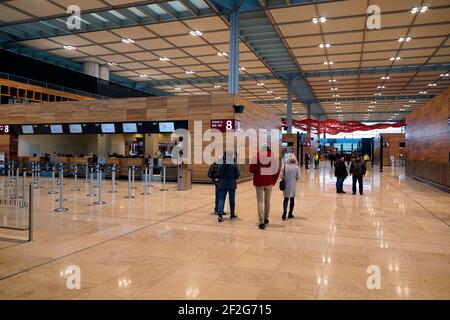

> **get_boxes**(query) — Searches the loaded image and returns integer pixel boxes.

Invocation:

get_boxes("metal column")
[287,77,293,134]
[228,10,239,94]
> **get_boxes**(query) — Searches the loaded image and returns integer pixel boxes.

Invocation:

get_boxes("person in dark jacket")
[304,153,310,169]
[334,155,348,194]
[217,151,240,222]
[350,155,366,195]
[207,160,221,215]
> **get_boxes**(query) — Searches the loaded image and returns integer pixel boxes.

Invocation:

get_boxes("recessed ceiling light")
[239,66,246,71]
[328,79,337,82]
[319,42,331,48]
[399,108,405,111]
[214,85,222,88]
[266,90,274,94]
[374,93,382,96]
[63,45,76,50]
[428,83,437,87]
[324,61,334,65]
[174,87,181,91]
[334,102,340,105]
[389,56,401,61]
[409,100,416,103]
[217,52,228,57]
[107,62,118,66]
[439,73,449,77]
[377,85,385,89]
[189,30,203,37]
[330,88,338,91]
[121,38,135,44]
[398,36,412,42]
[419,91,427,94]
[312,16,327,23]
[257,82,264,86]
[332,94,339,97]
[404,104,410,107]
[159,57,170,62]
[381,76,390,80]
[139,74,148,78]
[185,70,195,74]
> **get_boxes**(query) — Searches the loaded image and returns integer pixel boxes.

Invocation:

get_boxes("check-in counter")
[68,157,89,164]
[55,156,69,163]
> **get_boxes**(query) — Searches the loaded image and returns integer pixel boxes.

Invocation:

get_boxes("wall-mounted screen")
[101,123,115,133]
[69,124,82,134]
[159,122,175,133]
[22,125,34,134]
[50,124,63,134]
[122,123,137,133]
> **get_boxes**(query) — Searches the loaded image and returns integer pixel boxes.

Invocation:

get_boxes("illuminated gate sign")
[210,119,240,132]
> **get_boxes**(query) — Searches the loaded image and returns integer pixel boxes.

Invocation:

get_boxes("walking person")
[334,155,348,194]
[249,144,280,230]
[314,152,319,169]
[216,151,240,222]
[350,154,366,195]
[304,153,310,169]
[207,160,220,215]
[280,155,300,220]
[329,152,335,167]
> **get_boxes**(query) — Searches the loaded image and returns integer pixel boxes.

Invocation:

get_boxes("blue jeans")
[214,183,219,213]
[336,177,345,192]
[217,188,236,216]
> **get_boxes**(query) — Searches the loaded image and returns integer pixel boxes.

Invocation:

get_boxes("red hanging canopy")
[282,119,405,135]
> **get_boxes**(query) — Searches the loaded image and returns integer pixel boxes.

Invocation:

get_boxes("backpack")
[207,163,219,182]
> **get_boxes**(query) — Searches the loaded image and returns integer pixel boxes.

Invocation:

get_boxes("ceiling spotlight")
[332,94,339,97]
[139,74,148,78]
[328,79,337,82]
[121,38,135,44]
[409,100,415,103]
[312,16,327,23]
[404,105,410,107]
[439,73,449,77]
[374,93,382,96]
[330,88,338,91]
[214,85,222,88]
[334,102,340,105]
[381,76,390,80]
[389,56,401,61]
[275,96,281,100]
[217,52,228,57]
[399,108,406,111]
[428,83,437,87]
[324,61,334,65]
[377,85,385,89]
[419,91,427,94]
[185,70,195,74]
[159,57,170,62]
[319,42,331,48]
[189,30,203,37]
[369,105,374,108]
[398,36,412,42]
[266,90,274,94]
[239,66,246,71]
[174,87,181,91]
[107,62,118,66]
[411,6,428,14]
[63,45,76,50]
[257,82,265,86]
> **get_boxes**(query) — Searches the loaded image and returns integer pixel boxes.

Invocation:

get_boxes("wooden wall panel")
[406,87,450,189]
[0,135,9,157]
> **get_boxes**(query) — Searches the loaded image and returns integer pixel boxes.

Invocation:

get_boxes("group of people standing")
[334,154,367,195]
[208,145,300,230]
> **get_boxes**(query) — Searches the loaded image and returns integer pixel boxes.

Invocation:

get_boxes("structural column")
[99,65,110,81]
[306,101,312,134]
[228,10,239,94]
[83,62,99,78]
[286,77,293,134]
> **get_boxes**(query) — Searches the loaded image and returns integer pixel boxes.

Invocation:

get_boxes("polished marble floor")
[0,164,449,300]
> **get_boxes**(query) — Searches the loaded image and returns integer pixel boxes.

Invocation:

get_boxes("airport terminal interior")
[0,0,449,301]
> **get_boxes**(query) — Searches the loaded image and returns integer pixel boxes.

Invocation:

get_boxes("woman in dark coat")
[217,151,240,222]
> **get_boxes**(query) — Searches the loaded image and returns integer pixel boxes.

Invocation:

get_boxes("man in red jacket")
[249,145,280,230]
